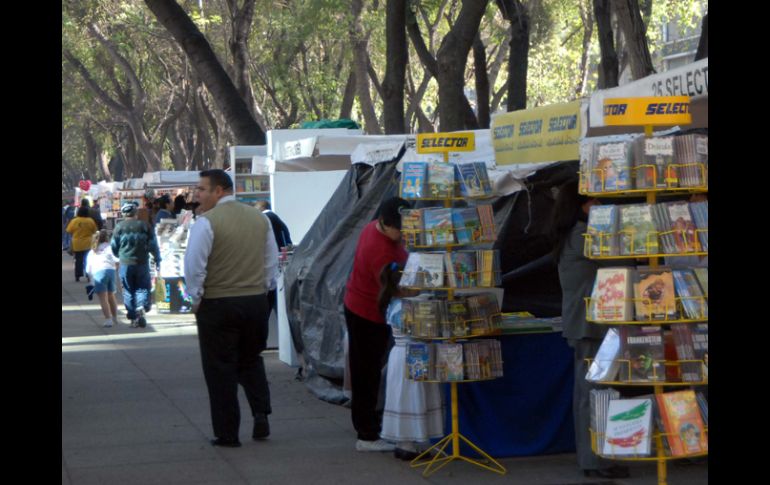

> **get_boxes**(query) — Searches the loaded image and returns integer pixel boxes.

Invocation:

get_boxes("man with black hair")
[184,169,279,448]
[111,202,161,328]
[343,196,411,452]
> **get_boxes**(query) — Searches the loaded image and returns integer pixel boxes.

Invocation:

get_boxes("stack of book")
[580,133,708,192]
[400,292,502,338]
[586,200,708,257]
[400,161,492,199]
[591,391,708,458]
[405,339,503,382]
[400,250,501,289]
[400,205,496,247]
[588,321,708,384]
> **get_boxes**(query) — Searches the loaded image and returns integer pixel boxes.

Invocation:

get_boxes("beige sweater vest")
[201,200,268,299]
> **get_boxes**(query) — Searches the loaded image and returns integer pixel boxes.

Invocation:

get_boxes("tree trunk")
[576,0,594,97]
[611,0,655,80]
[472,34,490,128]
[497,0,529,112]
[144,0,265,145]
[351,0,381,134]
[593,0,619,88]
[99,149,113,182]
[406,4,478,129]
[382,0,407,134]
[226,0,268,132]
[695,13,707,60]
[339,69,357,120]
[436,0,488,132]
[83,127,101,181]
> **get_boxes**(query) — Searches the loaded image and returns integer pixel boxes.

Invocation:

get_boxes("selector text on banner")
[491,100,582,165]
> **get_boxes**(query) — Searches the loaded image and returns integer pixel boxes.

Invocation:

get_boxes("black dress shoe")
[252,413,270,440]
[394,448,420,461]
[210,438,241,448]
[583,465,630,479]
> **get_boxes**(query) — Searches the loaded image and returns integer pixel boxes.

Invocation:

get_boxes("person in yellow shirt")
[66,206,98,282]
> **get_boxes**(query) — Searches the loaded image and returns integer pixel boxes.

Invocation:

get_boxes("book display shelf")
[396,133,506,477]
[578,97,708,485]
[232,155,270,205]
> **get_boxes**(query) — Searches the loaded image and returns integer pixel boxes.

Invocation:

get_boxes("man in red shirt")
[344,196,410,452]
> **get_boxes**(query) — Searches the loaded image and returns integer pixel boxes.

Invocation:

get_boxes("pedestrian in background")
[155,195,174,224]
[254,200,292,321]
[66,206,98,282]
[111,202,161,328]
[86,229,120,327]
[184,169,278,448]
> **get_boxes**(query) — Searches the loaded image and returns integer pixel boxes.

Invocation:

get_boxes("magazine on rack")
[633,267,678,321]
[587,205,619,256]
[401,162,428,198]
[619,325,665,382]
[656,390,708,456]
[427,163,455,199]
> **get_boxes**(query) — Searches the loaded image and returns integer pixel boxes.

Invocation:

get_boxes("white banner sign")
[590,58,708,127]
[276,137,317,161]
[350,141,405,166]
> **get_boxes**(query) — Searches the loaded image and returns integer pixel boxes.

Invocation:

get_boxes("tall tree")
[472,33,490,128]
[143,0,265,144]
[497,0,529,111]
[225,0,268,131]
[382,0,408,134]
[435,0,488,131]
[351,0,381,134]
[406,1,479,130]
[612,0,655,80]
[575,0,594,97]
[593,0,619,88]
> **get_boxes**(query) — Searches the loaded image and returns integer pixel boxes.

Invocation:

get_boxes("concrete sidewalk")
[62,253,707,484]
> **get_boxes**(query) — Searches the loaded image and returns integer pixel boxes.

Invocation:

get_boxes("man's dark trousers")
[196,294,271,441]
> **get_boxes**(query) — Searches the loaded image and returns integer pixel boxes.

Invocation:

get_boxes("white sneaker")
[355,439,396,452]
[103,319,113,328]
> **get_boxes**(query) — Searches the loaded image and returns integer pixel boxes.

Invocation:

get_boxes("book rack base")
[410,382,506,476]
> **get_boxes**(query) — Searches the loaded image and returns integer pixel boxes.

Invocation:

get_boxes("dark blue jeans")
[119,263,152,320]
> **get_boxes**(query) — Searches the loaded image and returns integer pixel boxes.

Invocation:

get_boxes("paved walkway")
[62,253,707,484]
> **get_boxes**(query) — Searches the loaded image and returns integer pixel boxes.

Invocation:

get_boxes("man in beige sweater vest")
[184,169,279,448]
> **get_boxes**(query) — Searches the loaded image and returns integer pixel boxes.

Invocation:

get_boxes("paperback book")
[593,141,632,192]
[444,251,477,288]
[633,267,678,320]
[406,342,431,381]
[619,204,658,256]
[436,343,464,381]
[452,207,482,245]
[590,388,621,452]
[455,163,486,197]
[591,267,634,322]
[427,162,455,199]
[672,269,707,320]
[656,390,708,456]
[619,326,665,382]
[423,208,455,246]
[664,201,699,253]
[476,205,496,242]
[587,205,619,256]
[603,398,654,456]
[401,162,428,198]
[400,209,425,247]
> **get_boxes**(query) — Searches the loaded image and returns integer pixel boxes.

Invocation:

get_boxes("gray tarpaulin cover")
[284,158,581,403]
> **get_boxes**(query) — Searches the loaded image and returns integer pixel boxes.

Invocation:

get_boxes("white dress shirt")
[184,195,279,306]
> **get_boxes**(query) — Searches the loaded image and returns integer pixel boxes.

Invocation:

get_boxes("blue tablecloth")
[444,332,576,458]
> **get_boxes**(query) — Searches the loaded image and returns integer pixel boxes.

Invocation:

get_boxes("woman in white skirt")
[378,262,444,460]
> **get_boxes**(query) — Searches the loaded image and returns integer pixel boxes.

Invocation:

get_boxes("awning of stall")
[142,171,201,187]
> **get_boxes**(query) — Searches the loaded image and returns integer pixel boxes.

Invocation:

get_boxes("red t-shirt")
[344,220,408,323]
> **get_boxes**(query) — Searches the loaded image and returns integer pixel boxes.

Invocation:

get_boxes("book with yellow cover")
[656,390,708,457]
[634,267,677,321]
